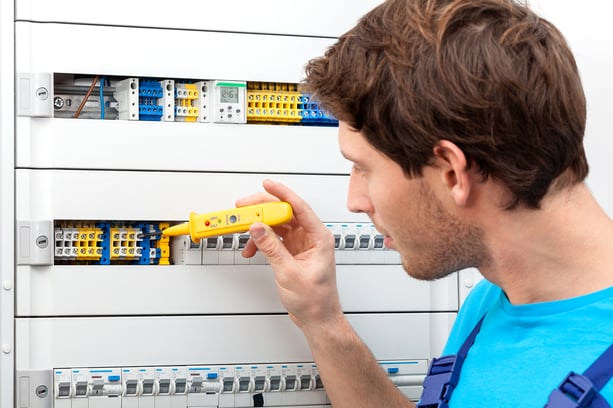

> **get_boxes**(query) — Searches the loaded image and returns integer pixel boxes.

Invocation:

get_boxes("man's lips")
[383,235,394,249]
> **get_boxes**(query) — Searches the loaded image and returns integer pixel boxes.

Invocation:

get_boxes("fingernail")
[250,223,266,239]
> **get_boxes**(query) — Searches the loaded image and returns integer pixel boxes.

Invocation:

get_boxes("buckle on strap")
[546,372,597,408]
[417,355,463,408]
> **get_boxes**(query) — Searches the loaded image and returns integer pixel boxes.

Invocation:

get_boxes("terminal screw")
[54,96,64,109]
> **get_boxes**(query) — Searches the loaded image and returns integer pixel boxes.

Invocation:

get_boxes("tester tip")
[161,222,191,237]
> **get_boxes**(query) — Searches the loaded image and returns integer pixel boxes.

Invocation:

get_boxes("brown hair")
[302,0,588,209]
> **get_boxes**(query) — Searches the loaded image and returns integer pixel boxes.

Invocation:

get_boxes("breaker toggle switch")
[221,235,236,250]
[174,378,187,394]
[357,224,375,250]
[253,375,268,393]
[284,375,298,392]
[222,376,238,393]
[373,233,385,249]
[238,376,254,393]
[57,382,71,398]
[269,375,283,392]
[124,379,138,396]
[158,378,171,394]
[299,374,315,391]
[141,378,154,395]
[74,381,88,397]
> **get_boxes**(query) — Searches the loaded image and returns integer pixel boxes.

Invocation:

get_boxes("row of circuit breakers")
[51,360,425,408]
[45,74,337,126]
[17,221,400,266]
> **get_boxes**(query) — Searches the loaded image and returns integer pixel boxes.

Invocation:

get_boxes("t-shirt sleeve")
[441,278,502,355]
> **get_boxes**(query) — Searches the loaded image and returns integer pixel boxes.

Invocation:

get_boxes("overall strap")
[417,314,486,408]
[585,343,613,391]
[545,343,613,408]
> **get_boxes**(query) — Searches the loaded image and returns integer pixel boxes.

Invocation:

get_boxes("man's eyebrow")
[340,152,368,170]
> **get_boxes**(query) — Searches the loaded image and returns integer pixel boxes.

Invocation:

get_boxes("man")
[237,0,613,406]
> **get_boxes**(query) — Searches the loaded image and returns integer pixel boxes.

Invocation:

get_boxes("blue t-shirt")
[440,279,613,407]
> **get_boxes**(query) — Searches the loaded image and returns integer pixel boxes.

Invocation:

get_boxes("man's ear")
[432,140,473,207]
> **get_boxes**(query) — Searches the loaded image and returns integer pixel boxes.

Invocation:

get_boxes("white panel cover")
[15,313,455,370]
[15,22,335,82]
[16,0,385,38]
[16,118,345,173]
[15,170,358,222]
[16,264,458,316]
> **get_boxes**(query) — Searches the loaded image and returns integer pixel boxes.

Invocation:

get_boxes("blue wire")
[100,76,105,120]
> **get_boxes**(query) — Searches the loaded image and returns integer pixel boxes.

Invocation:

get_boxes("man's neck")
[479,184,613,305]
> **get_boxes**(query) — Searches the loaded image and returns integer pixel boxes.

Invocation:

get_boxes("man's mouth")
[383,235,394,249]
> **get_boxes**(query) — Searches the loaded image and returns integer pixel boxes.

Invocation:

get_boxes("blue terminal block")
[135,223,151,265]
[152,247,161,265]
[95,222,111,265]
[138,80,164,121]
[300,107,338,126]
[139,80,163,98]
[298,95,338,126]
[141,223,163,265]
[138,103,163,121]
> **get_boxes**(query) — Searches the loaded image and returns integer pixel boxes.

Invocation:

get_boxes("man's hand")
[236,179,342,330]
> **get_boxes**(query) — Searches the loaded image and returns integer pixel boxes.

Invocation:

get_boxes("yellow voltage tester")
[162,202,293,242]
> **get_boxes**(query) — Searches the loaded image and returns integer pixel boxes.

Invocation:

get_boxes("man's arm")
[302,313,415,407]
[238,179,414,407]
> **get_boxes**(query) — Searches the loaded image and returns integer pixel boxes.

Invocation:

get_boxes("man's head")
[302,0,588,209]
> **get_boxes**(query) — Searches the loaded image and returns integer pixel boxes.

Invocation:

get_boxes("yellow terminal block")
[75,225,103,261]
[175,83,200,123]
[247,82,302,124]
[156,222,171,265]
[163,202,293,242]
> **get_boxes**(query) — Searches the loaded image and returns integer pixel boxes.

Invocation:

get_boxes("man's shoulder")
[442,278,501,355]
[461,278,501,312]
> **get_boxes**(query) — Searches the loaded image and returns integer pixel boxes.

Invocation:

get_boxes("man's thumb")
[249,222,286,262]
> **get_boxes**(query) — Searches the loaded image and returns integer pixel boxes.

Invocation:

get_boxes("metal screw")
[53,96,64,109]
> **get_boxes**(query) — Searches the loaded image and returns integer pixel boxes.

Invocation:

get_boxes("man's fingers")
[235,191,279,207]
[248,222,290,266]
[261,179,324,235]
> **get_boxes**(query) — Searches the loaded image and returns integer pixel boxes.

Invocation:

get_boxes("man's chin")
[401,259,455,282]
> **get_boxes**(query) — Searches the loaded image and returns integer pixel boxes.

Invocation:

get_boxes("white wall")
[533,0,613,215]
